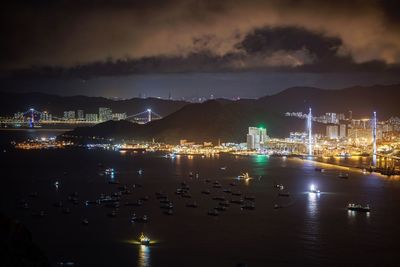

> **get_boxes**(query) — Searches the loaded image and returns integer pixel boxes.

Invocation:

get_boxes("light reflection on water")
[307,192,319,217]
[138,245,150,267]
[251,154,268,177]
[304,192,320,248]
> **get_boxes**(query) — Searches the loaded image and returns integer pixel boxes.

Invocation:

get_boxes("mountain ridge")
[61,84,400,144]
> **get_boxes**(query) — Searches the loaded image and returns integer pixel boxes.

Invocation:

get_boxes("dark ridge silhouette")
[0,91,188,117]
[0,213,50,267]
[61,84,400,143]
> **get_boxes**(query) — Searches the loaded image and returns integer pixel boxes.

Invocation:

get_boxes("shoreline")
[0,128,72,132]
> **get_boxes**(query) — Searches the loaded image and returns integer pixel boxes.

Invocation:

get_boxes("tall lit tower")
[29,108,34,128]
[147,109,152,123]
[308,107,313,156]
[372,111,377,166]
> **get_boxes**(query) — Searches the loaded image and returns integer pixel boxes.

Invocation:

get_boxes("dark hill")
[62,84,400,144]
[259,84,400,117]
[0,92,188,117]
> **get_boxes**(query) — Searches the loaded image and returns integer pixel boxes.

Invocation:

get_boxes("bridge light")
[147,109,151,112]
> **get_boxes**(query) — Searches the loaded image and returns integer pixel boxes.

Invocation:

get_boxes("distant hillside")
[0,92,188,117]
[259,84,400,118]
[62,84,400,144]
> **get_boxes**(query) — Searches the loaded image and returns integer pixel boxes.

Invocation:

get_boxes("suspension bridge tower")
[372,111,377,166]
[147,109,152,123]
[307,107,313,156]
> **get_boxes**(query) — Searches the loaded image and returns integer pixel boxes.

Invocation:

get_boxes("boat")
[139,232,150,245]
[104,168,115,174]
[338,173,349,179]
[309,184,320,194]
[274,184,284,190]
[160,203,174,209]
[131,214,148,223]
[230,199,244,204]
[231,191,242,196]
[220,166,227,170]
[140,215,148,223]
[273,204,282,209]
[207,209,219,216]
[164,209,173,215]
[214,206,227,211]
[347,203,370,212]
[159,199,171,204]
[237,172,252,180]
[278,192,290,197]
[175,188,184,195]
[241,203,255,210]
[201,189,211,195]
[244,196,255,201]
[219,201,230,207]
[82,219,89,225]
[137,169,143,175]
[186,202,198,208]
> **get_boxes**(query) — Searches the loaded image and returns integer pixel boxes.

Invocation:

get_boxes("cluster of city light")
[15,137,73,149]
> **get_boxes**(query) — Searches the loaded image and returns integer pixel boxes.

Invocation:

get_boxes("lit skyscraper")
[99,107,112,122]
[326,125,339,139]
[77,110,84,120]
[247,127,268,150]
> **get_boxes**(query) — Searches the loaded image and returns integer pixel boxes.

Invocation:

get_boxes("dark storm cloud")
[1,0,400,75]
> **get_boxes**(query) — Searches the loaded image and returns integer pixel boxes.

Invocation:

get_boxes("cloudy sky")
[1,0,400,98]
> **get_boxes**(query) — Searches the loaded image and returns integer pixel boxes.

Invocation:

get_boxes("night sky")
[1,0,400,98]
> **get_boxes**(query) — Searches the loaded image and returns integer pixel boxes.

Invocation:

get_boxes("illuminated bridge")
[125,109,162,124]
[0,108,163,127]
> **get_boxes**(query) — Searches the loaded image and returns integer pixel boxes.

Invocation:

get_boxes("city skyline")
[1,2,400,267]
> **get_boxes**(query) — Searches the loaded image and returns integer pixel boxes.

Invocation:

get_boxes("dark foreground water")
[1,130,400,267]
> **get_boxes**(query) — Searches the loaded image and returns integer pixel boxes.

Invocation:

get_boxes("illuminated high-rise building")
[85,113,98,122]
[326,125,339,139]
[99,107,112,122]
[246,134,255,150]
[247,127,268,150]
[77,110,84,120]
[40,111,52,121]
[112,113,127,121]
[339,124,347,138]
[63,110,75,120]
